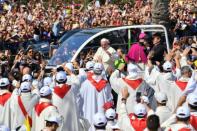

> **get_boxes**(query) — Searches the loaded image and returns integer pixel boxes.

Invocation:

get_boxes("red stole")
[35,102,53,116]
[175,81,188,91]
[129,113,146,131]
[0,92,11,106]
[103,101,114,111]
[87,72,93,78]
[190,115,197,130]
[169,127,191,131]
[178,128,191,131]
[54,84,71,99]
[87,76,107,92]
[18,96,32,127]
[122,78,143,90]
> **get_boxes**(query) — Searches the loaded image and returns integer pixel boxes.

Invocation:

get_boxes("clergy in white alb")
[80,63,113,131]
[110,63,156,114]
[32,86,60,131]
[52,71,81,131]
[0,78,13,128]
[167,66,192,111]
[11,81,40,130]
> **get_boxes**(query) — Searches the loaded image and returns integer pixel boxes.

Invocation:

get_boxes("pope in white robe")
[93,38,116,72]
[52,71,81,131]
[32,86,60,131]
[80,63,113,131]
[11,81,40,130]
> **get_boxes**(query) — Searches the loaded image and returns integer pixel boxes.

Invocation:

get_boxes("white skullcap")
[56,71,67,82]
[176,106,190,118]
[0,78,10,87]
[45,114,62,125]
[93,63,104,71]
[141,96,149,104]
[32,80,42,89]
[187,93,197,106]
[20,82,31,92]
[134,103,147,117]
[155,92,168,104]
[162,61,172,71]
[22,74,32,82]
[127,63,139,78]
[65,63,74,72]
[93,112,107,127]
[0,125,9,131]
[40,86,52,96]
[43,77,53,86]
[101,38,110,44]
[86,61,95,70]
[105,108,116,120]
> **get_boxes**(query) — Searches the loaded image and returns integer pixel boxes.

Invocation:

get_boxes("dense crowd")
[0,0,197,131]
[0,32,197,131]
[0,0,196,47]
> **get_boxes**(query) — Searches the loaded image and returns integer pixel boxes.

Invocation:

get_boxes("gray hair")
[100,38,110,44]
[181,66,192,75]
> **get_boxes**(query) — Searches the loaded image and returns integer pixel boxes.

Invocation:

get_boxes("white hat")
[127,63,138,78]
[0,125,9,131]
[32,80,42,89]
[56,71,67,82]
[45,114,62,125]
[0,78,10,87]
[141,96,149,104]
[105,108,116,120]
[40,86,52,96]
[86,61,95,70]
[93,63,103,71]
[93,112,107,127]
[162,61,172,71]
[187,93,197,106]
[20,82,31,92]
[43,77,53,86]
[176,106,190,118]
[65,63,74,72]
[155,92,168,104]
[134,103,147,117]
[22,74,32,82]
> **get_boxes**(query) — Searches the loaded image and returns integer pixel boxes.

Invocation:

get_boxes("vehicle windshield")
[48,29,103,65]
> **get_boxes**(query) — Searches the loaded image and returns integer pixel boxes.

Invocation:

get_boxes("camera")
[136,92,141,103]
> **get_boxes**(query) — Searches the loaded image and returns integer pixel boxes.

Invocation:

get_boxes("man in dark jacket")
[151,33,167,64]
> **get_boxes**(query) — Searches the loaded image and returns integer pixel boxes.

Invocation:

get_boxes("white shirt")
[155,106,172,124]
[94,47,116,71]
